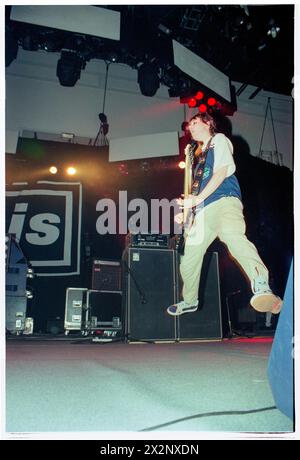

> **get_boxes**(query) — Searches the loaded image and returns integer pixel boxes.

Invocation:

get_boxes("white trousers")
[180,197,269,304]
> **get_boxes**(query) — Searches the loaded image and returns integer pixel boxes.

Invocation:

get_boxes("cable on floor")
[140,406,277,431]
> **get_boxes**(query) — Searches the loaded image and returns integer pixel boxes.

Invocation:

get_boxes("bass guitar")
[176,142,196,255]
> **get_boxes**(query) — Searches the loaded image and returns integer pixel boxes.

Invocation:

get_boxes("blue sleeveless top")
[195,143,242,210]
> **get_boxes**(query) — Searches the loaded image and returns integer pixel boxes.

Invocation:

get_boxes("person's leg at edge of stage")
[217,196,283,314]
[167,206,217,316]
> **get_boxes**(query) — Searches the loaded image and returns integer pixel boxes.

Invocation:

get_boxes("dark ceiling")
[6,5,294,97]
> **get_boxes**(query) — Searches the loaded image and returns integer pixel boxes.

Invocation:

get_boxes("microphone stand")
[226,290,251,339]
[122,260,147,304]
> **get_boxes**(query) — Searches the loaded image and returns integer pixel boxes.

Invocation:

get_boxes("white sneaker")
[167,300,198,316]
[250,277,282,314]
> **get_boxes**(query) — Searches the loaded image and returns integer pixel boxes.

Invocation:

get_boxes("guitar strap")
[191,136,214,196]
[176,136,214,255]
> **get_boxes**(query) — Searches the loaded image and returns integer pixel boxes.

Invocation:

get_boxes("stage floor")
[5,337,293,438]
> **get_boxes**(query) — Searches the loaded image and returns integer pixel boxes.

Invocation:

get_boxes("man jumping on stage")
[167,112,283,317]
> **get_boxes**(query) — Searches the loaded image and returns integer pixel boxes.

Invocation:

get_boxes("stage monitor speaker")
[177,252,223,340]
[125,248,178,341]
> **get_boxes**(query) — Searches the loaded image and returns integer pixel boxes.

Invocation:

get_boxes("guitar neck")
[183,149,193,220]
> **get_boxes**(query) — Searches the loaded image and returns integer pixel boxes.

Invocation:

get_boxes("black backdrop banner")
[5,138,293,331]
[6,181,82,276]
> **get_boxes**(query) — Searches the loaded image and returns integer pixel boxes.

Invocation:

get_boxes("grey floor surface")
[5,338,293,438]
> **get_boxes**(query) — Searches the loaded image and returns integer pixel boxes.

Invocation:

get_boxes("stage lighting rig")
[180,85,236,116]
[56,50,86,87]
[49,166,58,174]
[138,62,160,97]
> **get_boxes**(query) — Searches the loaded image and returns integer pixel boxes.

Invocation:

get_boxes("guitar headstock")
[184,143,195,166]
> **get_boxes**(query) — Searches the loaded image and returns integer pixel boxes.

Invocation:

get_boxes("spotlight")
[107,51,118,63]
[207,97,216,107]
[56,51,85,87]
[158,24,172,35]
[138,62,160,97]
[178,161,186,169]
[66,166,77,175]
[195,91,204,100]
[199,104,207,113]
[22,35,39,51]
[49,166,58,174]
[188,98,197,108]
[180,87,236,116]
[267,26,280,39]
[118,164,128,176]
[267,19,280,38]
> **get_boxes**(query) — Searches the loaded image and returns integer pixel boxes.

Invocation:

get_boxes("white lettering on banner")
[7,203,28,240]
[95,191,183,235]
[118,190,128,234]
[95,198,116,234]
[128,199,148,234]
[6,186,81,276]
[26,213,61,245]
[151,198,178,234]
[8,203,61,244]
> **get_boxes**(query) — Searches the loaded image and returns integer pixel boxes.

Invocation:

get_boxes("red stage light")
[118,163,129,175]
[188,98,197,108]
[178,161,186,169]
[199,104,207,113]
[195,91,204,100]
[207,97,217,106]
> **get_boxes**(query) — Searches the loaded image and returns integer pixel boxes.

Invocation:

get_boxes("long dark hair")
[189,112,217,136]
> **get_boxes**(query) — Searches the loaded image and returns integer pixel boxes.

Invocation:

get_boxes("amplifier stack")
[64,259,123,339]
[125,233,171,249]
[123,248,223,342]
[6,234,33,335]
[64,245,223,342]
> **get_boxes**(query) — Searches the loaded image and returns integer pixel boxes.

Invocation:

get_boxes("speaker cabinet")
[87,290,123,329]
[177,252,223,340]
[92,259,122,292]
[125,248,178,341]
[124,249,222,342]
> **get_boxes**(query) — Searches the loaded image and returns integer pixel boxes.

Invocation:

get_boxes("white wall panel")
[5,50,293,169]
[6,50,184,147]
